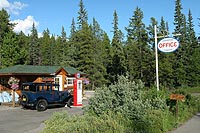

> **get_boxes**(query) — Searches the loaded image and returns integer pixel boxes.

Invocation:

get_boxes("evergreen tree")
[0,31,22,67]
[29,23,40,65]
[125,7,152,85]
[91,18,108,86]
[70,18,76,38]
[101,32,112,84]
[110,10,126,83]
[186,10,199,86]
[157,17,174,88]
[16,31,29,64]
[59,26,69,66]
[146,17,158,50]
[76,24,95,89]
[54,36,65,66]
[77,0,88,30]
[40,29,52,65]
[173,0,187,87]
[0,9,14,45]
[50,35,56,65]
[67,18,77,67]
[0,9,15,67]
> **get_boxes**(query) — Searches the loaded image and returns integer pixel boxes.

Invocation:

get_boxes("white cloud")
[0,0,27,15]
[11,16,39,35]
[0,0,10,9]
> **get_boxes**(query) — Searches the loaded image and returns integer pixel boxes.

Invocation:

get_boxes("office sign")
[158,38,179,52]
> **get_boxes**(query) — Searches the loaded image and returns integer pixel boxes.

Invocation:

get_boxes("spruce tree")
[40,29,52,65]
[0,9,15,67]
[157,17,174,88]
[29,23,40,65]
[16,31,29,64]
[77,0,88,30]
[173,0,187,87]
[70,18,76,38]
[186,10,199,86]
[110,10,126,83]
[125,7,152,85]
[60,26,68,66]
[91,18,108,86]
[0,9,14,45]
[0,31,21,67]
[76,24,95,89]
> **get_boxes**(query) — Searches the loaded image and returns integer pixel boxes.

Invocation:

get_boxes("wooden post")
[12,90,15,107]
[176,100,178,119]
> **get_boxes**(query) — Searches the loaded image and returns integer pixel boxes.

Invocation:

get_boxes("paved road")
[0,102,85,133]
[0,91,94,133]
[171,113,200,133]
[171,93,200,133]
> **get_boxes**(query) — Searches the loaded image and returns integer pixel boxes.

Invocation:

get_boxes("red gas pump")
[73,73,82,106]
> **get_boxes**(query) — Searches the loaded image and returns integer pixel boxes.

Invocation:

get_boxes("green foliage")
[42,75,200,133]
[28,23,40,65]
[85,75,172,132]
[0,32,24,67]
[85,74,143,115]
[0,0,200,89]
[42,111,132,133]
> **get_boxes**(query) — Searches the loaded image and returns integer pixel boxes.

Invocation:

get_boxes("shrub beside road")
[42,75,200,133]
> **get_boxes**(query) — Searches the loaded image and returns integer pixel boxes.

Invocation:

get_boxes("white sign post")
[154,25,180,91]
[154,25,159,91]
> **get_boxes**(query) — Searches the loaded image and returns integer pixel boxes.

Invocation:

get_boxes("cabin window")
[66,78,75,86]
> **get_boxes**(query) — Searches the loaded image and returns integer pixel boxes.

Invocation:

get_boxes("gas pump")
[73,73,82,106]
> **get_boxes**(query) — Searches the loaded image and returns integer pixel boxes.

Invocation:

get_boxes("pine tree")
[157,17,174,88]
[0,31,21,67]
[29,23,40,65]
[49,35,56,66]
[40,29,52,65]
[173,0,187,87]
[0,9,14,45]
[76,24,95,89]
[59,26,69,66]
[125,7,152,85]
[110,10,126,83]
[146,17,158,50]
[77,0,88,30]
[16,31,29,64]
[91,18,108,86]
[70,18,76,38]
[0,9,15,67]
[186,10,199,86]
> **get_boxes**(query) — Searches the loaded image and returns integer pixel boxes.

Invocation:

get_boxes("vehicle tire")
[36,99,48,111]
[67,97,73,107]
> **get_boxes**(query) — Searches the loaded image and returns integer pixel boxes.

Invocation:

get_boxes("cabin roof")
[0,65,85,75]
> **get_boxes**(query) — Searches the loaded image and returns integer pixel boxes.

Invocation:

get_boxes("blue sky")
[1,0,200,38]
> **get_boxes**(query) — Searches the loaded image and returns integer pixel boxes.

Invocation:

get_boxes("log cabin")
[0,65,86,95]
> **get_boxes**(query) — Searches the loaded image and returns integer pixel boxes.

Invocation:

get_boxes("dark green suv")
[19,82,73,111]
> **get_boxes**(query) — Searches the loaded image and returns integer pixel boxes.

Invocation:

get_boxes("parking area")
[0,91,94,133]
[0,102,85,133]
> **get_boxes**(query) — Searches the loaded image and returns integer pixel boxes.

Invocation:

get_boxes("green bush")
[42,75,200,133]
[41,111,133,133]
[85,75,171,132]
[85,74,143,116]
